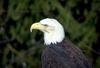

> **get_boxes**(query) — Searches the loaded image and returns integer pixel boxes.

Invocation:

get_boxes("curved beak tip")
[30,29,32,32]
[30,25,33,32]
[30,23,39,32]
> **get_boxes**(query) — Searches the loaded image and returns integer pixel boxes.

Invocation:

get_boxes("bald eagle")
[30,18,92,68]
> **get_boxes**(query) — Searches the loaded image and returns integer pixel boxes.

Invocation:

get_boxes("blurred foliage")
[0,0,100,68]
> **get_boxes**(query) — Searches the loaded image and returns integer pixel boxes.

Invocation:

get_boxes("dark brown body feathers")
[41,39,92,68]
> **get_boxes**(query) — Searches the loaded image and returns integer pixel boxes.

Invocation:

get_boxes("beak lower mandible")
[30,22,45,32]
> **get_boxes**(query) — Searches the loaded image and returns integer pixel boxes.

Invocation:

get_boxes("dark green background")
[0,0,100,68]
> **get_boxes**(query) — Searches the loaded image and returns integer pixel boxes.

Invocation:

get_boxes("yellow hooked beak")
[30,22,48,32]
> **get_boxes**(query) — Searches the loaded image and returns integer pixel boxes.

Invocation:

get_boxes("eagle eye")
[43,24,48,26]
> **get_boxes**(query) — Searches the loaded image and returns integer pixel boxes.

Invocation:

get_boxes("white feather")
[40,18,65,45]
